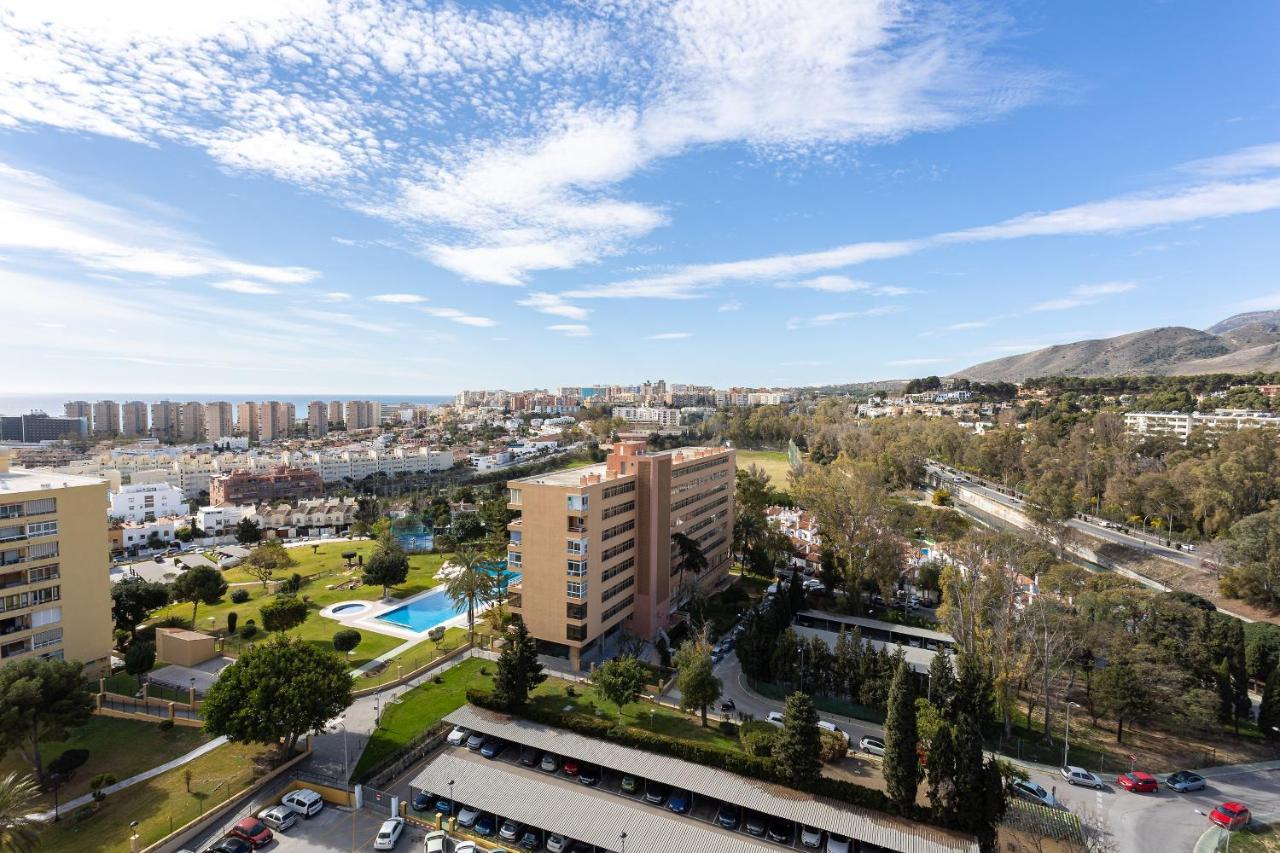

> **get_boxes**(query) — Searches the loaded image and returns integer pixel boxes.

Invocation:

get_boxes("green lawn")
[736,449,795,490]
[355,626,468,690]
[529,683,740,752]
[35,741,274,853]
[697,574,770,638]
[0,717,209,807]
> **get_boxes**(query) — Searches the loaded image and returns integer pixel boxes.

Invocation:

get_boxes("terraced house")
[506,441,734,668]
[0,447,111,676]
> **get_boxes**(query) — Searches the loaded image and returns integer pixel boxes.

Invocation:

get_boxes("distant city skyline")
[1,3,1278,391]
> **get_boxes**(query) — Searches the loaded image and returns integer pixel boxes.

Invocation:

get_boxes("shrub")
[49,748,90,780]
[113,629,131,650]
[819,730,847,764]
[332,629,362,653]
[158,719,174,732]
[89,773,117,801]
[427,626,446,643]
[718,720,737,737]
[136,624,157,645]
[240,624,259,640]
[259,596,308,632]
[742,726,779,758]
[230,589,250,604]
[226,611,238,635]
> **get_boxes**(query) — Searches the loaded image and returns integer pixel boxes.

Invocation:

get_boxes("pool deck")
[322,585,476,642]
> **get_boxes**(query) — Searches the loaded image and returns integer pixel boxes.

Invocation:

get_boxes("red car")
[1116,772,1159,793]
[562,758,580,777]
[1210,802,1251,830]
[229,816,274,848]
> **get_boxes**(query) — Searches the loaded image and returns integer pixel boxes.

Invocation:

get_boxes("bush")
[230,589,250,604]
[113,629,130,650]
[427,626,446,643]
[332,629,362,653]
[240,624,259,640]
[136,624,157,645]
[157,719,174,732]
[741,723,779,758]
[819,730,847,764]
[49,748,90,780]
[89,773,117,801]
[259,596,308,632]
[226,611,238,635]
[718,720,737,737]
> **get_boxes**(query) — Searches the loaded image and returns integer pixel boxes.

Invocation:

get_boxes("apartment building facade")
[209,466,324,506]
[92,400,120,435]
[308,401,329,437]
[204,402,234,441]
[121,401,148,437]
[506,442,734,669]
[1124,409,1280,442]
[0,449,111,676]
[108,482,187,523]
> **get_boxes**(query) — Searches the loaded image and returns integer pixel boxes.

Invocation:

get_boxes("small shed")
[155,627,218,667]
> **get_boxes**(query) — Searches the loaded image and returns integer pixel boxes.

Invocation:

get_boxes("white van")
[281,787,325,817]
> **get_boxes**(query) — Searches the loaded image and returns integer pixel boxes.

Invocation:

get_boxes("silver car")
[1061,765,1105,789]
[858,736,885,757]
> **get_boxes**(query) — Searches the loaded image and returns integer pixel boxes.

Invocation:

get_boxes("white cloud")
[1029,281,1137,312]
[777,275,869,293]
[786,304,903,329]
[1179,142,1280,178]
[717,300,743,312]
[648,332,691,340]
[417,306,497,327]
[211,279,279,295]
[371,293,428,303]
[947,320,989,330]
[547,324,591,337]
[322,291,352,302]
[517,292,590,321]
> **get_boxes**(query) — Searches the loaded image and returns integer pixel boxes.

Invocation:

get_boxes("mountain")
[955,311,1280,382]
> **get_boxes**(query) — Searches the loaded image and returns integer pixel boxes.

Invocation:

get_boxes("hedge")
[465,687,942,828]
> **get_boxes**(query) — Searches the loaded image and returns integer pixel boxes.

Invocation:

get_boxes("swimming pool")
[377,565,520,633]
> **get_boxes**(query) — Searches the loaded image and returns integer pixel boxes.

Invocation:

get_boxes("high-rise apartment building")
[64,401,92,428]
[307,401,329,437]
[345,400,378,430]
[505,441,734,669]
[121,401,148,438]
[328,401,343,424]
[266,401,296,441]
[1,414,88,442]
[0,448,111,676]
[91,400,120,435]
[236,402,260,443]
[177,402,206,441]
[150,401,181,441]
[204,402,234,442]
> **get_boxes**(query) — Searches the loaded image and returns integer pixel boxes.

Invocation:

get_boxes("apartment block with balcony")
[505,441,734,669]
[0,448,111,677]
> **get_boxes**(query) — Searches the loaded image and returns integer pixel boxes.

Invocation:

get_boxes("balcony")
[566,582,588,600]
[0,615,31,636]
[566,538,588,555]
[567,516,587,533]
[0,571,27,590]
[0,638,30,659]
[508,592,523,609]
[567,624,588,642]
[567,560,588,577]
[566,603,588,621]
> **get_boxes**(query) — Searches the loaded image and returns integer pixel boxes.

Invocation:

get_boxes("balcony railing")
[566,603,588,621]
[508,593,523,609]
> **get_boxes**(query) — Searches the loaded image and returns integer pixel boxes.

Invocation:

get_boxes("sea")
[0,393,455,417]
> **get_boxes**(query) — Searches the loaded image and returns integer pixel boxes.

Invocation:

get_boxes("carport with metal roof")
[443,704,978,853]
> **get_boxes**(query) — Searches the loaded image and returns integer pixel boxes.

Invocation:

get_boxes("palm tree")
[444,547,499,646]
[0,772,41,853]
[671,532,708,609]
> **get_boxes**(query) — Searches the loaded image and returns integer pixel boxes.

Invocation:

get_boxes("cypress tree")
[1229,618,1251,731]
[883,661,919,808]
[928,651,957,710]
[925,722,957,824]
[1259,667,1280,740]
[774,691,822,785]
[953,712,987,833]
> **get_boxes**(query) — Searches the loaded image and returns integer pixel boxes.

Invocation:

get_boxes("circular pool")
[323,601,372,618]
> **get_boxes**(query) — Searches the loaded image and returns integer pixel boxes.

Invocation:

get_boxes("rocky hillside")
[956,310,1280,382]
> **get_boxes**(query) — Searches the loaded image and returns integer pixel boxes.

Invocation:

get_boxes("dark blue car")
[666,789,692,814]
[480,737,506,759]
[434,797,453,815]
[474,812,496,836]
[716,802,741,829]
[410,791,432,812]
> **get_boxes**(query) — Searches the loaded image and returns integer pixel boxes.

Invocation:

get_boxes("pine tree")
[1259,667,1280,740]
[883,661,919,808]
[773,691,822,785]
[493,621,546,711]
[928,651,956,710]
[955,652,994,729]
[925,722,958,824]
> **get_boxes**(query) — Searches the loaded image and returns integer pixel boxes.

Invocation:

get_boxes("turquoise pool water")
[376,564,519,633]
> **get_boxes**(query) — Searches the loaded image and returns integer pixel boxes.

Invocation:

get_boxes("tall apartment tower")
[505,441,734,669]
[327,401,343,424]
[345,400,376,430]
[120,401,148,437]
[91,401,120,435]
[0,448,112,677]
[64,401,92,430]
[307,401,329,437]
[177,402,205,441]
[204,402,234,442]
[150,401,181,441]
[263,402,295,441]
[236,402,260,443]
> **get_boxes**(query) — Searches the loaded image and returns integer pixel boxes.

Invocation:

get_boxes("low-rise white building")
[1124,409,1280,442]
[116,516,178,553]
[196,504,252,536]
[109,482,187,523]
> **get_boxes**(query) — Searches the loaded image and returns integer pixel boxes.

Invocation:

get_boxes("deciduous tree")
[593,657,649,721]
[171,565,228,626]
[674,633,722,727]
[110,577,169,640]
[362,532,409,599]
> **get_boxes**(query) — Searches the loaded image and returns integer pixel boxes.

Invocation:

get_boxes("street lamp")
[333,717,350,781]
[447,779,455,817]
[619,831,627,853]
[1063,701,1081,769]
[50,772,63,822]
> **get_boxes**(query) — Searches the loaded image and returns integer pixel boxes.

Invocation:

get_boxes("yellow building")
[506,442,734,669]
[0,448,112,676]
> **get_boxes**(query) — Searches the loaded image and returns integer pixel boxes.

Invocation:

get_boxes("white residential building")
[108,483,187,523]
[196,505,252,536]
[612,406,684,428]
[117,516,178,552]
[1124,409,1280,442]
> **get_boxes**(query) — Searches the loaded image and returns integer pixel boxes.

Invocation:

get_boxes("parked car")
[434,796,453,815]
[480,737,507,758]
[577,763,600,786]
[452,843,477,853]
[825,833,852,853]
[817,720,848,744]
[859,736,886,757]
[1210,802,1251,830]
[519,827,543,850]
[720,699,736,712]
[644,781,670,805]
[457,805,481,827]
[666,789,692,814]
[540,752,561,773]
[499,819,523,841]
[474,812,496,836]
[410,791,433,812]
[716,802,741,829]
[546,834,573,853]
[519,745,540,767]
[800,825,825,848]
[562,757,580,777]
[228,817,273,849]
[1010,780,1058,808]
[1117,772,1159,793]
[205,839,251,853]
[620,774,640,794]
[803,578,824,592]
[766,711,785,727]
[373,817,405,850]
[281,788,325,817]
[424,829,447,853]
[447,726,470,746]
[743,811,768,837]
[768,819,795,844]
[1061,766,1104,789]
[1166,771,1207,793]
[466,731,486,750]
[256,805,296,832]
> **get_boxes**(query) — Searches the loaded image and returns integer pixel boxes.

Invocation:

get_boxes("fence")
[352,640,474,697]
[746,678,887,725]
[95,691,204,727]
[359,722,450,789]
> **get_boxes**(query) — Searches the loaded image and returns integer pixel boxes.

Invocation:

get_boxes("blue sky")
[1,0,1279,394]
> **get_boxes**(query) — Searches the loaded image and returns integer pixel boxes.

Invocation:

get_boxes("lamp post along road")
[1063,701,1081,769]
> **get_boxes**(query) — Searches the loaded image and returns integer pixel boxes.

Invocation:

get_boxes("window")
[31,628,62,650]
[25,521,57,538]
[509,531,522,545]
[567,559,588,577]
[567,538,588,555]
[566,603,588,620]
[26,564,59,584]
[602,594,634,622]
[0,505,22,520]
[31,606,61,628]
[601,500,635,520]
[0,526,23,543]
[602,557,634,582]
[602,520,634,541]
[508,488,522,505]
[602,481,635,499]
[602,575,635,602]
[601,539,635,561]
[567,495,589,511]
[507,551,522,568]
[23,498,55,516]
[567,624,588,642]
[567,581,588,599]
[28,542,58,560]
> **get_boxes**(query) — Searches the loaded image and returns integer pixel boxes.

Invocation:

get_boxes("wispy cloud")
[1029,281,1137,312]
[777,275,869,293]
[371,293,428,304]
[547,324,591,337]
[717,300,743,313]
[322,291,353,302]
[212,279,279,295]
[786,305,903,330]
[1179,143,1280,178]
[648,332,691,340]
[517,292,590,321]
[417,306,497,327]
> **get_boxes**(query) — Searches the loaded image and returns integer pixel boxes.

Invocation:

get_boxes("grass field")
[736,449,795,490]
[0,717,209,807]
[35,741,274,853]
